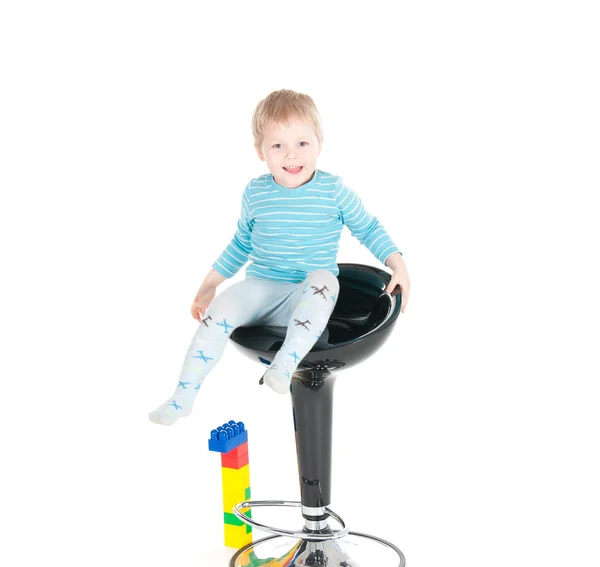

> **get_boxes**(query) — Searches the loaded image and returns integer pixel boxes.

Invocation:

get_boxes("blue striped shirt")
[212,169,401,283]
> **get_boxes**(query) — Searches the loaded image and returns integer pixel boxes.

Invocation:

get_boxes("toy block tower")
[208,419,252,549]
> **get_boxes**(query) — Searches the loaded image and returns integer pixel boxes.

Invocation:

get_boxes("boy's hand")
[385,253,411,313]
[191,284,217,322]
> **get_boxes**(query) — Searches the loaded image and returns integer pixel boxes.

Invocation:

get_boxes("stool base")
[229,532,406,567]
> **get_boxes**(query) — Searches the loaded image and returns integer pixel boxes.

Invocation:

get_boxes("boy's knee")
[306,269,339,292]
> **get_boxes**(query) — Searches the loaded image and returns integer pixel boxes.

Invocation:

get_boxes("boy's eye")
[299,141,308,147]
[272,143,282,149]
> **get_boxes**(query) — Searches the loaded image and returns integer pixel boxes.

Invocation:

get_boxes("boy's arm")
[335,181,401,266]
[212,186,254,279]
[202,268,228,288]
[385,252,405,271]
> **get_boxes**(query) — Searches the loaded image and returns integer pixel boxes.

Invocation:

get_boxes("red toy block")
[225,443,248,459]
[221,451,250,469]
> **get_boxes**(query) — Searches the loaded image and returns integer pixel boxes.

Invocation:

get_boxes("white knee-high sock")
[263,273,339,394]
[149,317,231,425]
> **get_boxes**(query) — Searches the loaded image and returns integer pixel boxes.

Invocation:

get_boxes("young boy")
[149,89,410,426]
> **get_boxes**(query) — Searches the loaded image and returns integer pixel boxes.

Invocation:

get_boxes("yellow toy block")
[222,464,250,487]
[224,522,252,549]
[222,484,250,513]
[222,479,249,500]
[221,464,251,512]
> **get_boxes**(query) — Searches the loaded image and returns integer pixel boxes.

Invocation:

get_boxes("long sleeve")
[335,181,401,265]
[212,186,254,278]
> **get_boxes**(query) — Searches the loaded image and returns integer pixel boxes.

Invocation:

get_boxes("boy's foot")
[148,396,194,425]
[260,366,291,394]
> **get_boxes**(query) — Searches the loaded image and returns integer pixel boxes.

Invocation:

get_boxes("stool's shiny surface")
[232,500,349,540]
[229,263,402,371]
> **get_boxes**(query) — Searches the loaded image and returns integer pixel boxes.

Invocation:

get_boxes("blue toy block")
[208,420,248,453]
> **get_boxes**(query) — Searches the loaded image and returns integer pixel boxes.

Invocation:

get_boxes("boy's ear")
[317,140,323,156]
[256,146,265,161]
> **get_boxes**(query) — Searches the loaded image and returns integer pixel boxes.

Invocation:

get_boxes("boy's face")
[256,117,321,188]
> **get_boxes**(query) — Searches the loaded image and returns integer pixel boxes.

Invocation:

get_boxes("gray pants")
[176,269,340,393]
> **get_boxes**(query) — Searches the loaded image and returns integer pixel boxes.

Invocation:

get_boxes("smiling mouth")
[283,165,303,174]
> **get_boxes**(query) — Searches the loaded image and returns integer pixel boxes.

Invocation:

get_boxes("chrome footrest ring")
[229,532,406,567]
[232,500,349,541]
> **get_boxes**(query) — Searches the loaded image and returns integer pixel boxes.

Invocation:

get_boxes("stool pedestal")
[229,369,405,567]
[292,369,334,513]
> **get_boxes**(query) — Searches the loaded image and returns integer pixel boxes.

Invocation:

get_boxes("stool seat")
[230,263,402,371]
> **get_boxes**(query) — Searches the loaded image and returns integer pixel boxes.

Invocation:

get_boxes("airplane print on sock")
[311,285,330,300]
[216,318,233,334]
[294,318,312,330]
[193,350,214,363]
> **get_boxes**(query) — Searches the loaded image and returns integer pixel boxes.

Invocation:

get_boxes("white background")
[1,1,599,566]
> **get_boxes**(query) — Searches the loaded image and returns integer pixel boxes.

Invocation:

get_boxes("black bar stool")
[227,263,406,567]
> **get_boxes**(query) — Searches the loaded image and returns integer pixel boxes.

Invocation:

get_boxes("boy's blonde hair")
[251,89,323,150]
